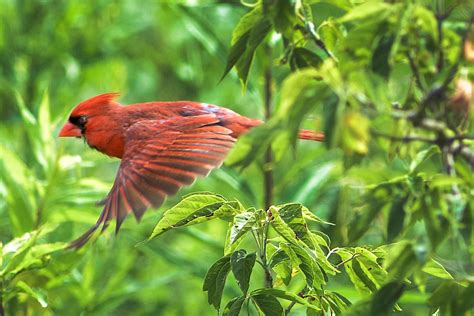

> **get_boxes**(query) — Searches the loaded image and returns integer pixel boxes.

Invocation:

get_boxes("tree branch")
[453,144,474,167]
[372,130,436,143]
[264,44,273,211]
[407,52,426,91]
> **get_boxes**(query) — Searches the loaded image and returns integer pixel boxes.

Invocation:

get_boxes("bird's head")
[59,93,120,138]
[59,93,125,158]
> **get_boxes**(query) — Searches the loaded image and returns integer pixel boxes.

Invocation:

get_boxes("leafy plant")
[148,192,459,315]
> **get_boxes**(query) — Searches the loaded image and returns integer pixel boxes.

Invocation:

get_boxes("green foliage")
[151,193,441,314]
[1,0,473,315]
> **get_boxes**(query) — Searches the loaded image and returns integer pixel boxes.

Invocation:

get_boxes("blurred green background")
[0,1,328,314]
[0,0,473,315]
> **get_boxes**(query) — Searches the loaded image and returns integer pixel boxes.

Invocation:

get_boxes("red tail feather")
[298,129,325,142]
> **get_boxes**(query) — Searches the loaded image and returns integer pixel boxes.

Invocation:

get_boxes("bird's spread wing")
[70,114,236,248]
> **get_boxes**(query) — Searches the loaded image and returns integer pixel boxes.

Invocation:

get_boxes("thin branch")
[418,118,447,133]
[453,144,474,167]
[285,288,307,315]
[336,253,360,268]
[447,134,474,141]
[326,247,340,260]
[262,216,273,288]
[296,3,336,61]
[304,21,337,61]
[372,130,436,143]
[407,14,473,124]
[407,52,426,91]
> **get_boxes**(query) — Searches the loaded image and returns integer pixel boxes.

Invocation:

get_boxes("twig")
[262,217,273,288]
[453,144,474,167]
[326,247,340,260]
[448,135,474,141]
[418,118,447,133]
[336,253,360,268]
[296,3,336,61]
[285,288,307,315]
[407,52,426,91]
[304,21,337,61]
[408,15,473,124]
[372,130,436,143]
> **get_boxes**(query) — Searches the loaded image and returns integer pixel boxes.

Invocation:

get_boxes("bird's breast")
[85,130,125,159]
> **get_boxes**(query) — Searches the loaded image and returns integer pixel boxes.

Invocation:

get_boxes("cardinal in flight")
[59,93,324,247]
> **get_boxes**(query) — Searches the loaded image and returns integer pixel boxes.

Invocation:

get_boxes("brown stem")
[407,52,426,91]
[0,290,4,316]
[262,44,274,290]
[264,44,273,211]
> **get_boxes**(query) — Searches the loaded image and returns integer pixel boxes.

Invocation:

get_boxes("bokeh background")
[1,0,472,315]
[0,1,329,314]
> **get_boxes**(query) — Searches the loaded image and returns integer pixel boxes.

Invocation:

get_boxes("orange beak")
[59,122,82,137]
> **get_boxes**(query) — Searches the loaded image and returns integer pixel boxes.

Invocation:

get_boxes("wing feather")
[69,114,235,248]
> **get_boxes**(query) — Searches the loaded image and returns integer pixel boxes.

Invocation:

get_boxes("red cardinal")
[59,93,324,247]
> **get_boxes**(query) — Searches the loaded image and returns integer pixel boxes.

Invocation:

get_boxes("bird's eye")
[78,116,87,125]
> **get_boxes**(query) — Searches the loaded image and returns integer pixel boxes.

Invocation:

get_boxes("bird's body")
[59,93,324,247]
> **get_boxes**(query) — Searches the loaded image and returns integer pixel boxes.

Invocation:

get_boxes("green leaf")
[409,146,440,174]
[203,255,232,311]
[422,259,453,280]
[15,281,48,308]
[301,207,333,225]
[149,193,239,239]
[221,5,263,79]
[384,242,423,280]
[221,32,251,81]
[251,292,284,316]
[269,206,302,247]
[290,47,323,70]
[0,145,36,235]
[277,70,330,147]
[349,185,390,242]
[338,2,391,23]
[235,18,272,87]
[252,288,320,311]
[280,243,322,288]
[276,204,309,243]
[352,258,377,292]
[225,120,282,168]
[1,232,37,277]
[222,296,246,316]
[221,5,271,86]
[230,210,258,244]
[231,250,256,294]
[341,111,370,155]
[269,250,292,285]
[371,35,394,78]
[387,194,407,241]
[354,248,388,288]
[421,193,447,249]
[370,282,405,316]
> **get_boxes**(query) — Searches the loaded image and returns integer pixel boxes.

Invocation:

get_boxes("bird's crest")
[70,93,120,117]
